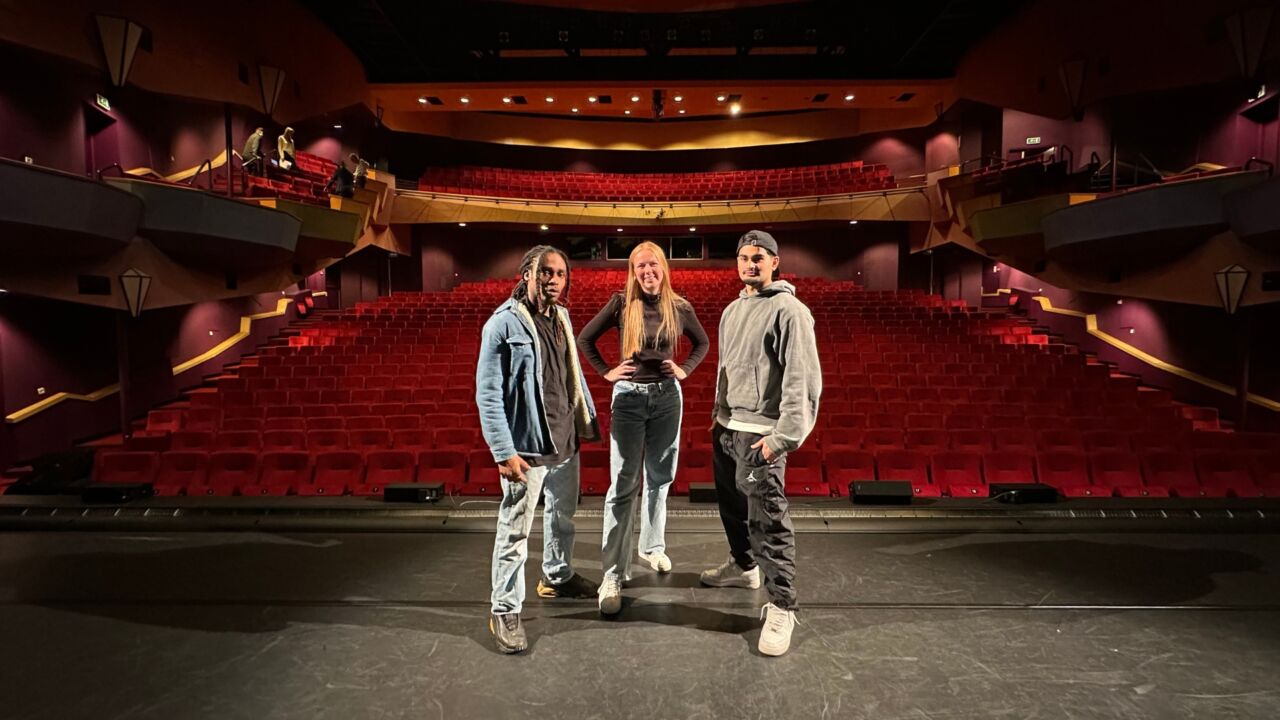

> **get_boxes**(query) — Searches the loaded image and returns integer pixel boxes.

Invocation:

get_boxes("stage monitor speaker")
[989,483,1058,504]
[688,482,717,503]
[82,482,154,503]
[384,483,443,503]
[850,480,913,505]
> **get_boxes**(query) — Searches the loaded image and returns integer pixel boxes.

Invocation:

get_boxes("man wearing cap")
[700,229,821,657]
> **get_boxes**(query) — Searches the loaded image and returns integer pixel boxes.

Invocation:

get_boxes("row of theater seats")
[211,150,336,206]
[93,444,1280,499]
[102,270,1269,498]
[418,161,896,202]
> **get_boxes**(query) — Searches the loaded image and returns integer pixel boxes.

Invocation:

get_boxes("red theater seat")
[215,431,261,452]
[262,430,307,452]
[466,449,503,496]
[1141,451,1202,497]
[306,451,363,495]
[248,451,311,495]
[580,448,610,496]
[825,450,876,496]
[931,451,985,497]
[982,451,1036,485]
[1089,451,1150,497]
[783,450,828,496]
[170,431,215,451]
[876,450,937,497]
[674,447,713,495]
[357,451,416,495]
[155,451,208,495]
[94,451,159,484]
[417,450,468,493]
[193,451,259,496]
[905,429,949,452]
[949,429,994,452]
[1195,452,1261,498]
[1035,451,1094,496]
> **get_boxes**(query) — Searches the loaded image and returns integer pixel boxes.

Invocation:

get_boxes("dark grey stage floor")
[4,529,1280,719]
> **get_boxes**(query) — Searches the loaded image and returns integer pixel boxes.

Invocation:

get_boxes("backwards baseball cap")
[737,229,778,255]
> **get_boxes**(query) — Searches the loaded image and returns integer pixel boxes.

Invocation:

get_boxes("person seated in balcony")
[324,153,357,198]
[354,157,370,188]
[276,127,296,170]
[242,127,265,176]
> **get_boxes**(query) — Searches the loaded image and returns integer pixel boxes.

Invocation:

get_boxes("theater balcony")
[104,178,300,270]
[1226,174,1280,250]
[0,158,143,263]
[970,193,1098,265]
[252,198,361,261]
[1041,169,1266,273]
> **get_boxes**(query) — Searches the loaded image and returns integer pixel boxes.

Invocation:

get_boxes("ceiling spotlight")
[502,96,512,104]
[540,224,549,231]
[588,96,598,103]
[729,102,741,115]
[624,110,631,115]
[459,97,470,104]
[844,93,855,101]
[616,228,624,232]
[673,94,683,102]
[417,96,428,104]
[458,222,467,227]
[571,107,579,113]
[689,227,697,232]
[332,124,342,129]
[716,94,727,102]
[849,220,858,224]
[545,96,555,103]
[678,109,686,114]
[631,94,640,102]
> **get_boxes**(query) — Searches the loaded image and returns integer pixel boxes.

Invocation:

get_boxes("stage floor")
[4,530,1280,719]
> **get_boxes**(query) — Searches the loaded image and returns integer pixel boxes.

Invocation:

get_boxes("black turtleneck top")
[577,291,710,383]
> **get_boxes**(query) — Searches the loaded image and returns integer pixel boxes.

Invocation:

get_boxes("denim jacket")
[476,298,599,463]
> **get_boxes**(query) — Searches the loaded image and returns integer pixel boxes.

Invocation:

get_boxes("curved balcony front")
[0,158,142,262]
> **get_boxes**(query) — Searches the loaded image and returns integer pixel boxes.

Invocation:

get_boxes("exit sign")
[95,94,111,111]
[1025,136,1042,145]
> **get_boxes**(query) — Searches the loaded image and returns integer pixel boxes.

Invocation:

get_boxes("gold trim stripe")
[1030,295,1280,413]
[4,292,327,424]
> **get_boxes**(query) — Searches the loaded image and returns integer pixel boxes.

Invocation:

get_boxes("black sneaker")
[536,573,598,599]
[489,612,527,654]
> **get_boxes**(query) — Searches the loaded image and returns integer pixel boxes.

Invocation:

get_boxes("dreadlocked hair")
[510,244,571,303]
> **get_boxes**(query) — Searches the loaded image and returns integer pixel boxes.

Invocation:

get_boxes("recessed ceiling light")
[458,222,467,227]
[588,96,598,103]
[502,96,512,104]
[332,124,342,129]
[624,109,631,115]
[849,220,858,224]
[678,109,686,114]
[616,228,623,232]
[540,224,549,231]
[729,102,741,115]
[716,94,727,102]
[689,227,697,232]
[673,94,683,102]
[571,107,579,113]
[545,96,555,103]
[844,93,855,101]
[417,96,427,104]
[459,97,470,104]
[631,94,640,102]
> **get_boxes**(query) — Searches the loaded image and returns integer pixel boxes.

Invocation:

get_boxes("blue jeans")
[601,379,683,583]
[490,454,579,614]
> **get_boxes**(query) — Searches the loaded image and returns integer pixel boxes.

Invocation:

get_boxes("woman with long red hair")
[578,240,709,616]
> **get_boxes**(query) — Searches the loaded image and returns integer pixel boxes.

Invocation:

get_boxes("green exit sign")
[95,94,111,111]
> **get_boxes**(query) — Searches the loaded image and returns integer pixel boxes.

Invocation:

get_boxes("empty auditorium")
[3,0,1280,717]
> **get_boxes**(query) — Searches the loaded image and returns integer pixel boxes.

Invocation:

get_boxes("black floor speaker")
[988,483,1058,504]
[688,482,717,503]
[82,483,154,503]
[384,483,444,503]
[850,480,913,505]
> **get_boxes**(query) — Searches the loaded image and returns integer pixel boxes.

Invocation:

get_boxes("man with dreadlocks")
[476,244,601,654]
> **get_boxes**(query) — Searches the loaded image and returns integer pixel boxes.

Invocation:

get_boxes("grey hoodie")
[714,280,822,455]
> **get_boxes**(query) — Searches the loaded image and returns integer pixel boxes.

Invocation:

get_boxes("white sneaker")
[699,557,761,588]
[637,551,673,573]
[598,575,622,616]
[758,603,796,656]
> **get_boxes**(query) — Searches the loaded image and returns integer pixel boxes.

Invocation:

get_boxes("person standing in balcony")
[354,157,370,188]
[476,244,601,655]
[577,241,709,616]
[324,153,358,198]
[700,229,821,657]
[242,127,264,176]
[276,127,295,170]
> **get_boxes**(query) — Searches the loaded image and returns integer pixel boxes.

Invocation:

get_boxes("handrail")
[187,158,214,190]
[398,182,928,210]
[958,154,1004,173]
[1055,144,1074,173]
[1246,157,1275,178]
[95,163,125,181]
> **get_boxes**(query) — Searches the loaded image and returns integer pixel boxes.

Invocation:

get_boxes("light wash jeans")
[490,454,579,614]
[601,378,683,583]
